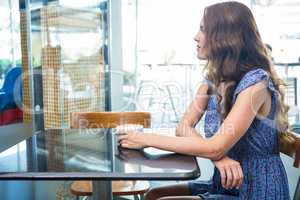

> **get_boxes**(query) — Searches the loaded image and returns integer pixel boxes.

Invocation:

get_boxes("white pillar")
[109,0,124,111]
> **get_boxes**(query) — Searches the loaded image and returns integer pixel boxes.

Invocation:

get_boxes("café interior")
[0,0,300,199]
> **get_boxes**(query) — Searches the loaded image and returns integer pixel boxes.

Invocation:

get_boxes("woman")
[118,1,290,199]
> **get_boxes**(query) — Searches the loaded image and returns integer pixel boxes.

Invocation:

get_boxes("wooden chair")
[279,130,300,168]
[70,111,151,129]
[279,129,300,200]
[69,111,151,200]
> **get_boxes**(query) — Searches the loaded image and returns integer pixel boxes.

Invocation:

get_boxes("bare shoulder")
[234,80,271,116]
[237,80,269,99]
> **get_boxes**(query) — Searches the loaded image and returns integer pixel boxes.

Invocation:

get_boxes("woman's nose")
[194,34,199,42]
[194,31,201,42]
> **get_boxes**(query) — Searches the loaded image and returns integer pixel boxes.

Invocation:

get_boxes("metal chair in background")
[284,77,297,106]
[135,80,183,125]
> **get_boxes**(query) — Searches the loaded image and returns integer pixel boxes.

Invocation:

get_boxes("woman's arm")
[119,81,268,160]
[176,83,209,137]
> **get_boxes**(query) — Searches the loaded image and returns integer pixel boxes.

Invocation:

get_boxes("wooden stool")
[70,180,150,199]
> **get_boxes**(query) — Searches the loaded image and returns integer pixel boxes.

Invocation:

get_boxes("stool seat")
[70,180,150,196]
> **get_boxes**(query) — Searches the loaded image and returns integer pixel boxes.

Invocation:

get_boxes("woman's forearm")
[144,133,223,160]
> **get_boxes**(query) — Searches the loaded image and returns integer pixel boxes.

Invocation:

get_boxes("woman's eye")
[200,25,205,32]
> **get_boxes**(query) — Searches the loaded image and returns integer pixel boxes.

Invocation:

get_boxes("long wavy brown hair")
[203,1,289,132]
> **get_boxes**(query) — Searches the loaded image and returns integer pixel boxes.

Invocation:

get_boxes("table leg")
[92,180,112,200]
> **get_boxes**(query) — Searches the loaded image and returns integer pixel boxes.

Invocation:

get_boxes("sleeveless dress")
[188,69,290,200]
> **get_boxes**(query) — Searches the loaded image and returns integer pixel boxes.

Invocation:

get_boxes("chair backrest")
[1,66,22,94]
[70,112,151,129]
[279,131,300,168]
[0,66,23,111]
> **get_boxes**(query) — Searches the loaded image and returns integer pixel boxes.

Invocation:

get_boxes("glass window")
[120,0,250,127]
[252,0,300,124]
[21,0,108,129]
[0,0,21,82]
[120,0,300,127]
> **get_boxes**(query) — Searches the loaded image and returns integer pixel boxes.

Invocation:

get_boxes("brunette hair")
[203,1,289,132]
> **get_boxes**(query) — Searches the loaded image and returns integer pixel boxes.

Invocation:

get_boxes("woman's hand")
[213,157,243,190]
[118,131,148,149]
[116,147,146,162]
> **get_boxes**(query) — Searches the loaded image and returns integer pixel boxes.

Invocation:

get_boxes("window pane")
[21,0,108,129]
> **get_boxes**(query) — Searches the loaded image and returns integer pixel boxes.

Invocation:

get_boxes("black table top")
[0,128,200,180]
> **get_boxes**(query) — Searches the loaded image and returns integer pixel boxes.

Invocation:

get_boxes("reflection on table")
[0,128,200,180]
[0,128,200,200]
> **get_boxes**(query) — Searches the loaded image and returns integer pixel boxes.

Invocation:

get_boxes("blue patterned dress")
[188,69,290,200]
